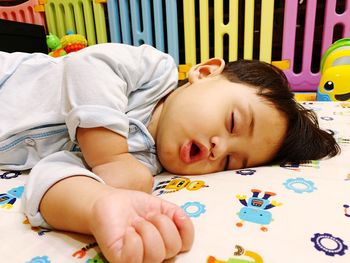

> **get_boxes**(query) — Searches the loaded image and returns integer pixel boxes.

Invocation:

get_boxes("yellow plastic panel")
[244,0,254,60]
[214,0,238,61]
[259,0,274,63]
[183,0,196,66]
[199,0,209,61]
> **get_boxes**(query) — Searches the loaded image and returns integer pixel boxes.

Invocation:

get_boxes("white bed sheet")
[1,101,349,263]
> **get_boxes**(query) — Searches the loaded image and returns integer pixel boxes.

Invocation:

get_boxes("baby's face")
[155,76,287,175]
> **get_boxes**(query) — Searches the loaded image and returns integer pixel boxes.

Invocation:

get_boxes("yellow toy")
[317,38,350,101]
[61,30,88,53]
[46,31,88,57]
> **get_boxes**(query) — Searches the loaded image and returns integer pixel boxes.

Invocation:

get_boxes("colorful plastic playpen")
[1,0,350,91]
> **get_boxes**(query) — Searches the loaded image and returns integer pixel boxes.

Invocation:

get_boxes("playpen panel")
[214,0,239,61]
[45,0,107,46]
[259,0,274,63]
[107,0,179,64]
[322,0,350,56]
[183,0,274,67]
[282,0,350,91]
[0,0,46,28]
[243,0,254,60]
[3,0,349,91]
[183,0,196,65]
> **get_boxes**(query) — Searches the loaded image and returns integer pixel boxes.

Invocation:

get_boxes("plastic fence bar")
[153,0,165,51]
[119,0,133,44]
[152,0,179,64]
[92,0,107,44]
[244,0,254,60]
[183,0,196,66]
[259,0,274,63]
[199,0,209,62]
[130,0,153,46]
[321,0,350,56]
[107,0,179,64]
[164,0,179,65]
[107,0,122,43]
[45,0,66,37]
[214,0,239,61]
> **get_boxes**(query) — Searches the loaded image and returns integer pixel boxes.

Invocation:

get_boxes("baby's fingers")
[148,214,182,259]
[104,228,143,263]
[134,220,166,263]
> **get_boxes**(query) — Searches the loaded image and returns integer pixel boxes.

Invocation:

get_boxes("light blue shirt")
[0,44,178,227]
[0,43,178,174]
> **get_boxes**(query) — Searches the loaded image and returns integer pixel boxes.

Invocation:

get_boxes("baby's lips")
[180,141,209,164]
[180,141,192,163]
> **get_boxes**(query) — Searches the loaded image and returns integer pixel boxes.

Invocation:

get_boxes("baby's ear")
[188,58,225,83]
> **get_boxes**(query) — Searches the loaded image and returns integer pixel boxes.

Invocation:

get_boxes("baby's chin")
[158,148,219,175]
[160,161,215,175]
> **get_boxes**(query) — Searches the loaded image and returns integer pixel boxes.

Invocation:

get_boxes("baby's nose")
[209,136,228,160]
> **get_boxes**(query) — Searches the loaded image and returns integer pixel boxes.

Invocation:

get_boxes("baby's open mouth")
[180,141,208,163]
[190,143,201,158]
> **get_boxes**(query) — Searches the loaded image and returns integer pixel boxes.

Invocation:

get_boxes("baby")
[0,43,339,263]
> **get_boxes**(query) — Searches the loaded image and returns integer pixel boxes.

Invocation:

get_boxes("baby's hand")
[88,188,194,263]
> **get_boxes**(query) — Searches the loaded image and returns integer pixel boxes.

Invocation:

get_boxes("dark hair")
[221,59,340,164]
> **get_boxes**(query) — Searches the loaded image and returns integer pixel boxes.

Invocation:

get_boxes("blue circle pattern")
[311,233,348,256]
[283,177,317,193]
[26,256,51,263]
[181,202,206,218]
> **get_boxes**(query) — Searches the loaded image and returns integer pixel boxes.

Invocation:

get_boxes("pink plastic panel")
[282,0,350,91]
[322,0,350,55]
[0,0,46,28]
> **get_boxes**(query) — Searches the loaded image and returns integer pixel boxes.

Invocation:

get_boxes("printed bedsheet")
[1,101,349,263]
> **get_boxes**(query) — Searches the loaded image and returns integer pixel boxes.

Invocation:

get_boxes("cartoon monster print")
[86,253,108,263]
[72,242,98,258]
[207,244,263,263]
[153,176,208,195]
[236,189,282,231]
[0,186,24,209]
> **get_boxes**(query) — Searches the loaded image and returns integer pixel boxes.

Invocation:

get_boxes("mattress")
[1,101,349,262]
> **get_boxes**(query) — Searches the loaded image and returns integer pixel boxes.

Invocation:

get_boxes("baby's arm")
[40,176,194,262]
[77,127,154,192]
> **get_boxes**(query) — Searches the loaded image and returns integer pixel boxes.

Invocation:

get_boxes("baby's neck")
[147,97,165,141]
